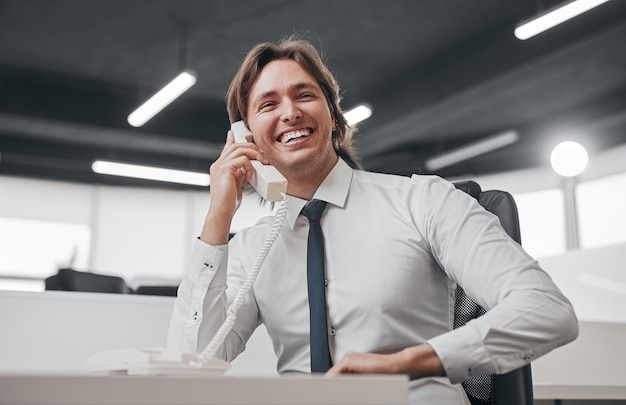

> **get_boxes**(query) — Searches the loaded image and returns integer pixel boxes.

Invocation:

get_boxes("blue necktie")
[301,200,332,373]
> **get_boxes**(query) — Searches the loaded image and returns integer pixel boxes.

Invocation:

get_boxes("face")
[246,59,337,180]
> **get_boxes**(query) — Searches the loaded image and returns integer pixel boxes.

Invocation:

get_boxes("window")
[0,217,91,279]
[577,172,626,249]
[513,189,566,258]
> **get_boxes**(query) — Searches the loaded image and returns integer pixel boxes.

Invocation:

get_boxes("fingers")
[207,129,267,212]
[326,352,400,377]
[215,129,267,177]
[222,130,268,165]
[325,364,346,376]
[326,352,374,376]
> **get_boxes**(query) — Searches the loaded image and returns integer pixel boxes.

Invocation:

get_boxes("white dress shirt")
[168,158,578,404]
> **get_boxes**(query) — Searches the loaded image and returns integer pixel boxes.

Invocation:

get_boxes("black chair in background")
[135,285,178,297]
[453,180,533,405]
[45,268,180,297]
[45,268,132,294]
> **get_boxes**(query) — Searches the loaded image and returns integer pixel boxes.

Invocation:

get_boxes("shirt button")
[324,278,328,287]
[330,327,336,336]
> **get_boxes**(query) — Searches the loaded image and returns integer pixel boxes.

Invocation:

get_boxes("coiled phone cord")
[199,194,289,363]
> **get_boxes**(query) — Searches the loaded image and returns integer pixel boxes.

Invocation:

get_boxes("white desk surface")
[0,374,409,405]
[534,384,626,400]
[531,320,626,400]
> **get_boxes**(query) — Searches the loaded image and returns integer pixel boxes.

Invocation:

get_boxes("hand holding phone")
[84,123,290,378]
[231,121,288,202]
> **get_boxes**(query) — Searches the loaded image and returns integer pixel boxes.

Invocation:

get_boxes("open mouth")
[277,128,311,143]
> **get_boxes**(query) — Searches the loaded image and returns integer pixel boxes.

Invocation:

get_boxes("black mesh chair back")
[453,180,533,405]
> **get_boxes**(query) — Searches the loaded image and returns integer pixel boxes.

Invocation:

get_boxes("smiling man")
[237,58,339,200]
[168,35,578,404]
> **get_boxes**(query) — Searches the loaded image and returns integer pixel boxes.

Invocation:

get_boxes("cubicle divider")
[0,290,277,376]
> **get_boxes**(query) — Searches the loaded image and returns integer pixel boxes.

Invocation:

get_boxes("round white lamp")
[550,141,588,177]
[550,141,588,250]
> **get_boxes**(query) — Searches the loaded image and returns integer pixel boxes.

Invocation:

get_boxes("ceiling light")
[514,0,611,40]
[92,160,209,186]
[344,104,372,126]
[425,129,519,171]
[127,70,197,127]
[550,141,588,177]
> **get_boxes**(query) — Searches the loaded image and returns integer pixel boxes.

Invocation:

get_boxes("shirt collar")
[285,158,353,229]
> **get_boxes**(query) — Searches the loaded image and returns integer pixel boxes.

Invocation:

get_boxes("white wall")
[0,175,93,223]
[91,186,189,279]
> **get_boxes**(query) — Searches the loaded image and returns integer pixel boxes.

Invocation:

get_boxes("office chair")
[45,268,132,294]
[135,285,178,296]
[453,180,533,405]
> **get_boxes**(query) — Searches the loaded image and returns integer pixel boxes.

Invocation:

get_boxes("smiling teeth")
[280,129,309,143]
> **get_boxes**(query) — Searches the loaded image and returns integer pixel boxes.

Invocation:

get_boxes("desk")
[534,387,626,405]
[0,374,409,405]
[534,384,626,400]
[532,321,626,402]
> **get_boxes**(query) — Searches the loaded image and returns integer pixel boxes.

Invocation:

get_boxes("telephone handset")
[231,121,287,202]
[84,123,290,376]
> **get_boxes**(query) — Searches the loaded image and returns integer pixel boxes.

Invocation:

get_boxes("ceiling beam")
[0,113,223,160]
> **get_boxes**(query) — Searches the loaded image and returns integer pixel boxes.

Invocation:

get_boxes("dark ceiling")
[1,0,625,190]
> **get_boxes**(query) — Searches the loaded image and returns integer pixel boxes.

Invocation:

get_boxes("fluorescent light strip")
[514,0,611,40]
[344,104,372,126]
[425,130,519,171]
[128,71,197,127]
[92,160,210,186]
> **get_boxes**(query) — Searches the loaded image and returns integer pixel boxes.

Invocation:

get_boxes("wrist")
[397,344,445,380]
[200,211,233,245]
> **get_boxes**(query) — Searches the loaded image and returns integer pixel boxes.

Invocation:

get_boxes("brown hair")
[226,34,362,169]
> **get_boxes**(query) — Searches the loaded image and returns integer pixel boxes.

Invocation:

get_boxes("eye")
[298,92,315,100]
[259,101,276,111]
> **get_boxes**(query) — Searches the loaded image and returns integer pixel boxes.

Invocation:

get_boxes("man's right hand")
[199,129,268,245]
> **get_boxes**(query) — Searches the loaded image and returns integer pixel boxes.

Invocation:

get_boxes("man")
[168,35,578,404]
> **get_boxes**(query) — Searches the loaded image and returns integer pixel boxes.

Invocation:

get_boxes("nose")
[280,98,301,122]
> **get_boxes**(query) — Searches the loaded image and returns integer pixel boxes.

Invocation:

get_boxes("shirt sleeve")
[418,176,579,384]
[166,237,261,361]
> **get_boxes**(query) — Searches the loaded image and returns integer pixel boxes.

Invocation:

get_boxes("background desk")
[532,321,626,404]
[0,374,408,405]
[2,290,626,404]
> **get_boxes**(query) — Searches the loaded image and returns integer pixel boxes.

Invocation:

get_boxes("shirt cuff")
[186,238,228,288]
[427,322,494,384]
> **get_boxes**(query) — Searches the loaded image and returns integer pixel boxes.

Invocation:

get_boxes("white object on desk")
[85,347,229,376]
